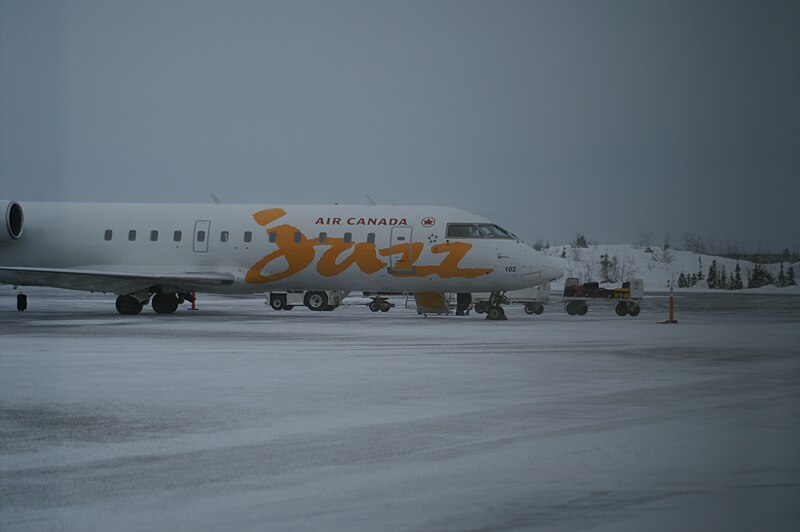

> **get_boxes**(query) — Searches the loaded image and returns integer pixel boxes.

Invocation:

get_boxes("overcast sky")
[1,0,798,251]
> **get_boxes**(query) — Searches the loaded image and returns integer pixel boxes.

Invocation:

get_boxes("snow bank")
[543,244,799,293]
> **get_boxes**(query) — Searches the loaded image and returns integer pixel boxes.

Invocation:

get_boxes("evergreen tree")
[690,273,698,287]
[748,264,774,289]
[788,264,796,286]
[719,264,727,291]
[777,263,787,288]
[697,256,704,280]
[707,259,717,289]
[678,271,687,288]
[734,262,743,290]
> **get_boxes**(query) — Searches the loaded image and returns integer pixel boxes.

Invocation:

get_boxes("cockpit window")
[478,224,515,239]
[446,224,485,239]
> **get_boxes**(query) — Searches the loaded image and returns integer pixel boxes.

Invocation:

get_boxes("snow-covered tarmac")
[1,288,799,531]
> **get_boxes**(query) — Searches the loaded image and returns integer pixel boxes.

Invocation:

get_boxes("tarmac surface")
[1,288,799,531]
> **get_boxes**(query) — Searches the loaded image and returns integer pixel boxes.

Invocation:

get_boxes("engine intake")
[2,201,24,242]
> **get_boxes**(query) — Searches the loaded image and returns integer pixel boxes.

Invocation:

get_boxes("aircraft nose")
[536,254,563,282]
[521,251,563,284]
[543,261,564,282]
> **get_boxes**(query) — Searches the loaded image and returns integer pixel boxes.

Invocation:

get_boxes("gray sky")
[2,0,798,251]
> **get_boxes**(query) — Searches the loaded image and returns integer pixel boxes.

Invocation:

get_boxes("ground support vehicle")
[562,278,643,316]
[267,290,345,311]
[473,283,550,316]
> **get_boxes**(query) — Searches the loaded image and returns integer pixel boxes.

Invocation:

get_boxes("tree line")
[677,257,796,289]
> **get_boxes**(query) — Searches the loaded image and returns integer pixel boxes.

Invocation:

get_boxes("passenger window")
[220,231,229,243]
[294,232,302,243]
[446,224,484,238]
[344,232,352,244]
[268,231,277,243]
[319,232,328,244]
[150,230,159,242]
[244,231,252,243]
[174,230,182,242]
[128,230,137,241]
[367,233,375,244]
[197,230,206,243]
[104,229,113,241]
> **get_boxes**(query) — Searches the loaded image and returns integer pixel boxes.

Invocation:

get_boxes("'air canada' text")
[314,217,408,226]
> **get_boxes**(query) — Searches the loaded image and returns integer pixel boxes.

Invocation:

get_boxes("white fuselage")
[0,202,562,295]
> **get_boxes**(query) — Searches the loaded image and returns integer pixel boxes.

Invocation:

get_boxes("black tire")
[379,302,390,312]
[524,303,536,315]
[486,306,506,320]
[615,301,628,316]
[304,291,328,311]
[627,304,640,317]
[270,295,286,311]
[152,293,179,314]
[577,303,588,316]
[369,301,380,312]
[565,301,578,315]
[116,295,143,315]
[534,303,544,315]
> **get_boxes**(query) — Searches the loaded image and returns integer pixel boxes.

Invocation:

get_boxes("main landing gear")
[115,291,195,315]
[115,295,145,315]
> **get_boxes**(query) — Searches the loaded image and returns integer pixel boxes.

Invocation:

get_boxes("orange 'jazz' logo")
[245,209,492,284]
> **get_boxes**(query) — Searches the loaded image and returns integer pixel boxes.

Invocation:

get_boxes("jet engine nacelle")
[1,201,24,242]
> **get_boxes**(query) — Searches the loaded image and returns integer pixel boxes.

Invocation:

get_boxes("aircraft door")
[388,226,416,274]
[193,220,211,253]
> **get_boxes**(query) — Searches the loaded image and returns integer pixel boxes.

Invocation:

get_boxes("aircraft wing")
[0,266,235,294]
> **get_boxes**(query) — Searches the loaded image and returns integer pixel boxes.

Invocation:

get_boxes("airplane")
[1,200,563,320]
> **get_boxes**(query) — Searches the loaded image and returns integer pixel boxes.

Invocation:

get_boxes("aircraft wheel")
[152,293,179,314]
[524,303,536,315]
[627,304,641,317]
[486,306,507,321]
[534,303,544,315]
[615,301,628,316]
[116,295,144,315]
[270,295,287,311]
[577,303,588,316]
[304,291,328,311]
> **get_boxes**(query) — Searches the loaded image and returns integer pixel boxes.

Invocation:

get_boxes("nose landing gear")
[484,291,508,321]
